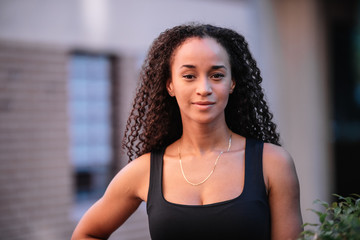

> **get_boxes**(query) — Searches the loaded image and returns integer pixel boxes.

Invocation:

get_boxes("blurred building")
[0,0,359,239]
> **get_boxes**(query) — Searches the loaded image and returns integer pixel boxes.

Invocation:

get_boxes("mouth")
[193,101,215,106]
[192,101,215,110]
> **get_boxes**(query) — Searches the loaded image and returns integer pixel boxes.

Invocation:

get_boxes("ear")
[230,79,236,94]
[166,79,175,97]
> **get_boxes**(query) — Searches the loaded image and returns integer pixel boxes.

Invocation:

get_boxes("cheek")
[172,82,191,99]
[174,91,190,105]
[217,85,232,98]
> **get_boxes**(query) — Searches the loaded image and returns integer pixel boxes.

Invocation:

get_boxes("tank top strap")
[147,148,165,211]
[243,138,268,200]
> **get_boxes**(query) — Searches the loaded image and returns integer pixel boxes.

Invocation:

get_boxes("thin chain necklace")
[178,134,232,186]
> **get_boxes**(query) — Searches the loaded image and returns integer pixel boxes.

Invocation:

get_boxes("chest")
[147,197,270,240]
[162,151,245,205]
[146,140,270,240]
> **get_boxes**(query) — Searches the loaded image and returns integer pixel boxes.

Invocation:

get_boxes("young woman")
[72,23,303,240]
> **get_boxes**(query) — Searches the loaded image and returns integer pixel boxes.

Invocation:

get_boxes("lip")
[192,101,216,105]
[192,101,215,110]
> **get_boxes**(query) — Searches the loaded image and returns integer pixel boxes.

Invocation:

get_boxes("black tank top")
[146,138,271,240]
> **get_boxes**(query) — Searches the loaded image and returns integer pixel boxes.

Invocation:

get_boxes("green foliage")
[299,194,360,240]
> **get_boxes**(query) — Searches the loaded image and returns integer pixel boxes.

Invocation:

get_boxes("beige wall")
[0,0,254,54]
[257,0,333,224]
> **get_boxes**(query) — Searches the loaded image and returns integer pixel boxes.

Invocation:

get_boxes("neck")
[180,119,231,156]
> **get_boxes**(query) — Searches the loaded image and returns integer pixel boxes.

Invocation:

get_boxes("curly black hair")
[122,23,280,161]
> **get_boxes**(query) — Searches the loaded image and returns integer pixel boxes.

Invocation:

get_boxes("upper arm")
[71,154,150,240]
[263,143,303,240]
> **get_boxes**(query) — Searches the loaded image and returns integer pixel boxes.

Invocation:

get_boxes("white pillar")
[255,0,333,224]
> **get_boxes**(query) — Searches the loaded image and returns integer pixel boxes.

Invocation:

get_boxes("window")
[68,53,113,203]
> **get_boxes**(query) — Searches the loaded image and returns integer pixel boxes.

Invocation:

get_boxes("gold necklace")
[178,134,232,186]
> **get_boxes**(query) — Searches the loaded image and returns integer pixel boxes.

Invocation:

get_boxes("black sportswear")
[147,138,271,240]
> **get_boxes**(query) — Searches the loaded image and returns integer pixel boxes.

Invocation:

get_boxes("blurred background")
[0,0,359,239]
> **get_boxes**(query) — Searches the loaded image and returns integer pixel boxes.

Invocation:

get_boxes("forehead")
[171,37,230,67]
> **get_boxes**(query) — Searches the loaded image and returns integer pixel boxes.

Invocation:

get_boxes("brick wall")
[0,40,152,240]
[0,41,74,239]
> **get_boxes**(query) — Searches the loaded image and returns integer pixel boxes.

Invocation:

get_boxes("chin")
[181,110,226,125]
[193,115,222,125]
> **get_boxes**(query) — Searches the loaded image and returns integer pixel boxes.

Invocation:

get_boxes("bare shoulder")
[262,143,299,191]
[263,143,295,173]
[118,153,151,178]
[108,153,151,201]
[263,143,303,239]
[263,143,293,164]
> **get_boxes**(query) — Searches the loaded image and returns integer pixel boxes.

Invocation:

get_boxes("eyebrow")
[180,65,227,70]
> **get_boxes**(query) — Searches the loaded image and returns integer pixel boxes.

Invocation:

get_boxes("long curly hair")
[122,23,280,161]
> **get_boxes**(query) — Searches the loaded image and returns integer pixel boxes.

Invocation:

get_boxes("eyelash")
[211,73,225,80]
[183,74,195,80]
[182,73,225,81]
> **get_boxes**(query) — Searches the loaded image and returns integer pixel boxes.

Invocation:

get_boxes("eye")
[211,73,225,80]
[182,74,196,80]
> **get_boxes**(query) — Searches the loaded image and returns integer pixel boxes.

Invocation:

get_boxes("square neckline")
[160,138,248,208]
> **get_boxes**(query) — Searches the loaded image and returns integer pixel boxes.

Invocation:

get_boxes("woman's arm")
[71,154,150,240]
[263,143,303,240]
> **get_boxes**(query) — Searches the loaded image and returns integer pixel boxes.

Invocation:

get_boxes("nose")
[196,77,212,96]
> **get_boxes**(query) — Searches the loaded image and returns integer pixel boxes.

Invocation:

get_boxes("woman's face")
[167,37,235,125]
